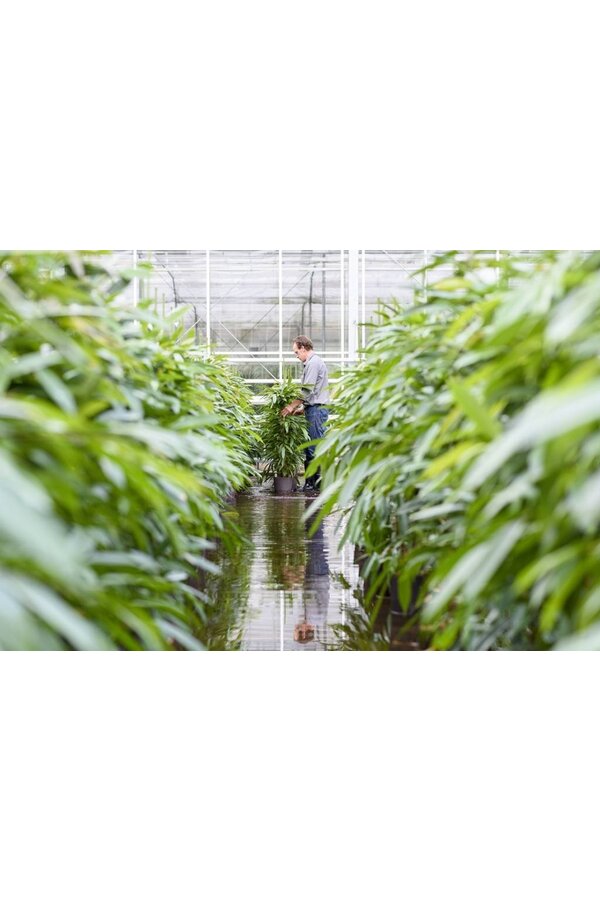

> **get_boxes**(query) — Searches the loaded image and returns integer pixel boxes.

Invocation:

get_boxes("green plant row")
[310,250,600,649]
[0,252,259,650]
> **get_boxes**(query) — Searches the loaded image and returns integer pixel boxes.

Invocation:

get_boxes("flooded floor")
[203,485,363,650]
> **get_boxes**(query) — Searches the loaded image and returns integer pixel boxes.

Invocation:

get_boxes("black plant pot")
[389,571,425,617]
[354,544,366,566]
[355,552,427,648]
[274,475,295,495]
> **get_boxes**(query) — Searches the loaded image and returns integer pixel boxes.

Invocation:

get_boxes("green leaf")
[36,368,77,414]
[425,441,485,478]
[424,521,525,621]
[0,572,113,650]
[449,379,501,439]
[411,503,464,522]
[565,471,600,532]
[465,380,600,490]
[554,622,600,651]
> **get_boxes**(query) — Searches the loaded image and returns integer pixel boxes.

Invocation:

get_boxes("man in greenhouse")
[281,335,330,492]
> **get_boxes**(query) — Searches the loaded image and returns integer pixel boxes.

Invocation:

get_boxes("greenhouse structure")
[1,248,599,651]
[113,250,452,386]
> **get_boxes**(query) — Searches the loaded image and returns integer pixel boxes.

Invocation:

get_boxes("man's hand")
[280,401,302,417]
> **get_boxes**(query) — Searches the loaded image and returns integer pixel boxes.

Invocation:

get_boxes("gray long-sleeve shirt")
[301,352,330,406]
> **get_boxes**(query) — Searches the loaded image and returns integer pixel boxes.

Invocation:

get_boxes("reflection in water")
[190,502,255,650]
[202,486,361,650]
[200,486,426,650]
[330,602,424,650]
[330,561,425,651]
[292,502,330,650]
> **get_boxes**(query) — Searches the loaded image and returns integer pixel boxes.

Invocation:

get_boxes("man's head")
[292,335,313,363]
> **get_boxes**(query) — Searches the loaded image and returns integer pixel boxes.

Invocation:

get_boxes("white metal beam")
[206,249,211,349]
[340,250,345,369]
[348,250,359,362]
[361,248,366,349]
[132,249,138,306]
[278,250,283,380]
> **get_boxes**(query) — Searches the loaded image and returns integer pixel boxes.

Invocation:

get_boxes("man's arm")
[281,377,316,415]
[300,356,321,406]
[281,357,317,416]
[280,398,304,417]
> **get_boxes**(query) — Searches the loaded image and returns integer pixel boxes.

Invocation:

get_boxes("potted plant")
[258,379,309,494]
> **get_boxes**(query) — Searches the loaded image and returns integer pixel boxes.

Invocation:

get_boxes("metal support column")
[205,249,211,350]
[361,249,366,349]
[322,253,326,351]
[132,249,139,307]
[278,250,283,380]
[348,250,359,362]
[340,250,345,369]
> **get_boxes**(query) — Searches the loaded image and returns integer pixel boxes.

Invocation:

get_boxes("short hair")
[293,335,313,351]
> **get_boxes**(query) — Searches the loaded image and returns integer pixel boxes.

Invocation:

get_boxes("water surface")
[204,486,362,650]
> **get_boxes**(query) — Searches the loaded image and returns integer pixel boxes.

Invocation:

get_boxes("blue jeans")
[305,405,329,483]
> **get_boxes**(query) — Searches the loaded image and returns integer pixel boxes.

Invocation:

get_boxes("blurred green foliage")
[0,252,259,649]
[311,250,600,649]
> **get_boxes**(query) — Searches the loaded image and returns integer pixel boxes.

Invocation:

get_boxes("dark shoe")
[302,480,315,492]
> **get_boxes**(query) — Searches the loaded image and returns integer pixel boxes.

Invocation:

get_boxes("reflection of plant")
[328,579,423,651]
[0,252,257,649]
[191,503,255,650]
[264,499,307,588]
[310,251,600,649]
[257,379,308,479]
[330,609,391,651]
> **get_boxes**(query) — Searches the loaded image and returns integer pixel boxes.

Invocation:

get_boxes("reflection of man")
[304,504,329,582]
[280,335,330,493]
[294,623,315,643]
[292,502,330,649]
